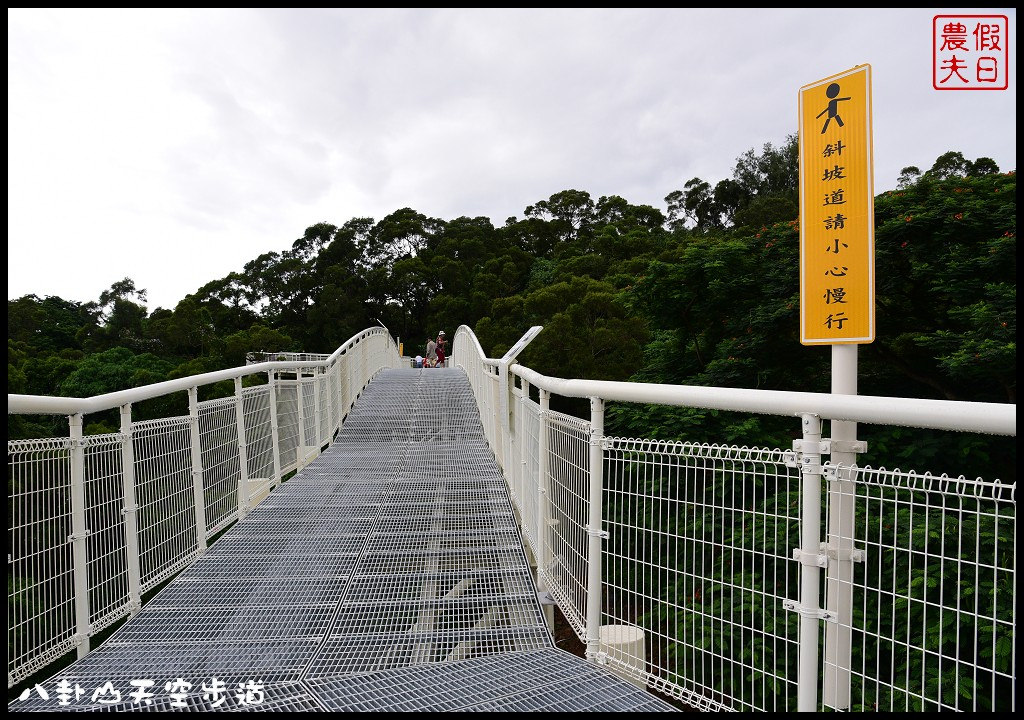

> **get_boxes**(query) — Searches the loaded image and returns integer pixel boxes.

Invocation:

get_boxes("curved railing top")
[453,325,1016,437]
[9,326,397,417]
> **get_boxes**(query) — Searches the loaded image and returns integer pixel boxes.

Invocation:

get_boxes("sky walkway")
[11,368,675,712]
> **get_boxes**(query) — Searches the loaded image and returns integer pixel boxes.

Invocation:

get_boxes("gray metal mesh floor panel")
[304,648,678,712]
[10,368,674,713]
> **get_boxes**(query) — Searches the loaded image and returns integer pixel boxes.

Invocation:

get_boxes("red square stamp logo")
[933,15,1009,90]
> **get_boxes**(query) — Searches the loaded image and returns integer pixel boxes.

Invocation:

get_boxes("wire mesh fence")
[302,375,317,449]
[276,380,300,475]
[197,399,241,536]
[601,438,802,711]
[822,464,1016,712]
[8,438,76,683]
[133,417,198,594]
[7,329,401,688]
[543,411,592,641]
[83,434,130,634]
[242,385,274,493]
[450,324,1017,713]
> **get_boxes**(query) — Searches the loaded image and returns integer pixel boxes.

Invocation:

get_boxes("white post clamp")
[793,439,830,454]
[829,439,868,454]
[792,547,828,568]
[783,599,836,622]
[819,542,866,563]
[793,438,867,455]
[800,456,822,475]
[783,450,799,468]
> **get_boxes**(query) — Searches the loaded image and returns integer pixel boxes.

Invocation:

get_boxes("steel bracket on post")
[820,542,866,563]
[783,599,837,623]
[829,439,867,454]
[793,547,828,568]
[792,438,867,457]
[586,524,609,540]
[792,438,831,455]
[800,456,822,476]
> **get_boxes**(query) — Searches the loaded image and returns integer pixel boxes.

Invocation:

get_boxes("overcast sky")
[8,8,1017,311]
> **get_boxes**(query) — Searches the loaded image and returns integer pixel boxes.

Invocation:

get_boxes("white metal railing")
[245,351,331,364]
[452,324,1016,712]
[7,327,401,687]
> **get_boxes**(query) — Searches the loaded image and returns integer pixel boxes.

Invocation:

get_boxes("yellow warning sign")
[799,64,874,344]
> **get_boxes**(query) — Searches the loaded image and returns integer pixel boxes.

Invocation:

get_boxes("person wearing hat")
[435,331,447,368]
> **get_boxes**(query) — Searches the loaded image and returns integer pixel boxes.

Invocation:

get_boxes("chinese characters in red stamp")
[934,15,1009,90]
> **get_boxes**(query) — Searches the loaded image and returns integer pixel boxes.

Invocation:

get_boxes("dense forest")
[8,140,1016,478]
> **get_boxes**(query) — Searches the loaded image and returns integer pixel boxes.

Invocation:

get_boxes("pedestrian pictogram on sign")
[799,65,874,345]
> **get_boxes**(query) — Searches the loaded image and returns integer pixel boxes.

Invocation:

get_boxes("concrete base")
[600,624,647,689]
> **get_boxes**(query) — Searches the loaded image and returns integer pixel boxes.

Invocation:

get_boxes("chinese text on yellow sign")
[799,64,874,344]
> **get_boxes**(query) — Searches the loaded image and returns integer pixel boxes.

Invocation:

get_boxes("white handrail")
[454,323,1014,436]
[508,364,1015,436]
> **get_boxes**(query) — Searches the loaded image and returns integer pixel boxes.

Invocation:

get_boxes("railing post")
[187,386,208,552]
[342,354,352,417]
[68,412,91,658]
[824,345,861,710]
[520,378,530,526]
[537,389,554,631]
[585,397,606,660]
[233,378,251,521]
[493,368,502,470]
[796,412,824,712]
[118,404,142,616]
[360,338,368,390]
[267,371,282,489]
[502,369,511,474]
[334,360,343,430]
[296,369,307,451]
[313,367,323,447]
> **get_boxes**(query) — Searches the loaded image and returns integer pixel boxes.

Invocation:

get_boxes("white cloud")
[8,8,1016,310]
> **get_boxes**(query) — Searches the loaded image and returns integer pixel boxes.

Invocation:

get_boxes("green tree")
[925,150,972,180]
[897,166,922,189]
[219,324,296,367]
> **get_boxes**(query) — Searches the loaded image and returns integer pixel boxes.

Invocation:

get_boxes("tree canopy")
[8,145,1014,477]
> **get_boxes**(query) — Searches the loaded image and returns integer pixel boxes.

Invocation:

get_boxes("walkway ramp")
[12,368,675,712]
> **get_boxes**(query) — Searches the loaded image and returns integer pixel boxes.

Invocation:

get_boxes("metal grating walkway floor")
[11,368,676,712]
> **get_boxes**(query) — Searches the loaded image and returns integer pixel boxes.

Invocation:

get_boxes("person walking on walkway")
[425,336,437,368]
[435,331,447,368]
